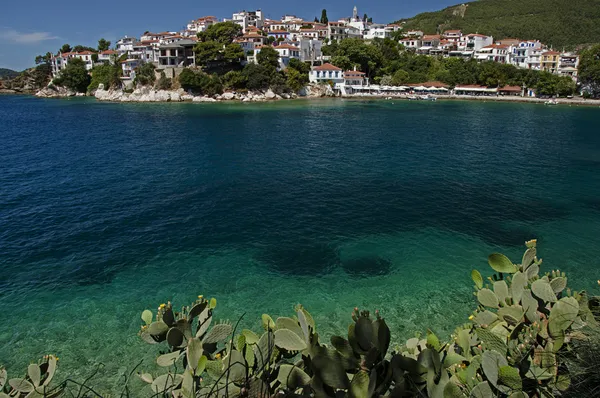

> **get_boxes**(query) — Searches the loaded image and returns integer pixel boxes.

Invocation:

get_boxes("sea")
[1,94,600,392]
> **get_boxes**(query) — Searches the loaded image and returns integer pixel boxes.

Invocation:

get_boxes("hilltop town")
[24,6,600,100]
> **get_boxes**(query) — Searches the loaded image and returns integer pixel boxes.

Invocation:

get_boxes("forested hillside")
[396,0,600,49]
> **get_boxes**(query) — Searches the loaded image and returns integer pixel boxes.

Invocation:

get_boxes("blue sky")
[0,0,459,71]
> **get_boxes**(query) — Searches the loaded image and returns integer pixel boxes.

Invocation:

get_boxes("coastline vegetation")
[2,241,600,397]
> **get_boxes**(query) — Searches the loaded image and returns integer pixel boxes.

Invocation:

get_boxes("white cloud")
[0,29,59,44]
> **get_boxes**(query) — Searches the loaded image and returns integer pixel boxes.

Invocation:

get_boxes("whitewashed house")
[363,24,393,40]
[274,44,301,67]
[400,37,422,50]
[187,16,218,34]
[116,36,137,55]
[227,10,264,32]
[309,63,344,84]
[51,51,96,77]
[97,50,118,64]
[475,44,510,63]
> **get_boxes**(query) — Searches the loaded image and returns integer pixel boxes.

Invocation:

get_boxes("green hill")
[396,0,600,49]
[0,68,20,80]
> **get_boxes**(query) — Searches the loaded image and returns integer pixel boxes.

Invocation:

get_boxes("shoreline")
[23,86,600,107]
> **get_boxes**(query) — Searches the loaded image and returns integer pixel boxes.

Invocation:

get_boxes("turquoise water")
[1,95,600,392]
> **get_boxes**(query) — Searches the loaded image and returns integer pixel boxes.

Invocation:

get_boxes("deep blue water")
[1,95,600,390]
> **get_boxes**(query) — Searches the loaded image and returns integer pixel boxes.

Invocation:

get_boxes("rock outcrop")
[36,85,77,98]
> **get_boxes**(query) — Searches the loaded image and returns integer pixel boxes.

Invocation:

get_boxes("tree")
[257,46,280,70]
[53,58,90,92]
[314,17,319,23]
[331,55,353,71]
[222,70,248,90]
[223,43,244,62]
[198,22,242,44]
[286,68,308,92]
[578,44,600,97]
[288,58,311,75]
[87,63,121,91]
[60,44,72,54]
[266,36,276,45]
[242,63,271,90]
[363,13,368,22]
[556,77,576,97]
[98,38,111,52]
[134,63,156,86]
[35,52,53,65]
[320,9,328,24]
[391,70,409,85]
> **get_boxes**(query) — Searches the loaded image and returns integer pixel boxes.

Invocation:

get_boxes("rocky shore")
[34,82,336,103]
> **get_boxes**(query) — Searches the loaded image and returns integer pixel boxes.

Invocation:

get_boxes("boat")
[419,95,437,101]
[544,100,559,105]
[407,95,418,100]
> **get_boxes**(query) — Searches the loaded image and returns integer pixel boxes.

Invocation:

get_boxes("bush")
[134,63,156,87]
[222,70,248,91]
[156,71,172,90]
[177,68,223,96]
[87,63,121,92]
[242,63,271,91]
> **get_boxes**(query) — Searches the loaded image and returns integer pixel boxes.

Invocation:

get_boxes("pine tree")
[320,9,328,24]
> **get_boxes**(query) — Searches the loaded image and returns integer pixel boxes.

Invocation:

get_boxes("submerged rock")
[341,255,392,277]
[258,243,340,276]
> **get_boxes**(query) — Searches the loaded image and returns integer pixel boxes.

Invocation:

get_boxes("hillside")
[0,68,19,80]
[396,0,600,49]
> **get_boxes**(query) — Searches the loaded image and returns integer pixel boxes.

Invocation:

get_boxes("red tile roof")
[313,63,342,71]
[543,51,560,55]
[422,35,441,40]
[101,50,118,55]
[499,85,522,92]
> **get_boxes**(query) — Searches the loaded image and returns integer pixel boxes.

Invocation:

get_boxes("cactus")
[274,328,307,351]
[499,365,522,390]
[488,253,517,274]
[548,297,579,336]
[203,323,232,344]
[521,247,536,271]
[477,288,499,308]
[471,269,484,289]
[476,328,507,355]
[481,350,508,387]
[494,280,510,304]
[532,279,557,302]
[510,271,527,303]
[550,276,567,293]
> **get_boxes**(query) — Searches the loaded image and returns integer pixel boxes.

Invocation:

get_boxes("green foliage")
[195,42,244,68]
[177,69,223,96]
[52,58,90,93]
[87,63,122,92]
[197,22,242,44]
[156,71,172,90]
[222,70,248,90]
[242,63,271,91]
[256,46,280,69]
[397,0,600,49]
[97,38,111,52]
[0,355,63,397]
[0,68,19,80]
[320,9,328,24]
[286,68,308,92]
[578,44,600,98]
[59,44,71,53]
[134,63,156,86]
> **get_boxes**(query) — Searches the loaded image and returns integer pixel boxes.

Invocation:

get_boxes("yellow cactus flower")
[468,315,474,320]
[159,303,166,309]
[215,353,221,359]
[198,295,203,299]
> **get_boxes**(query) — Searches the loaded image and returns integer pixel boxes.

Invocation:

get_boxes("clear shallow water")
[1,95,600,392]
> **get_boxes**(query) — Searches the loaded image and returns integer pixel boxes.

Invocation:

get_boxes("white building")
[400,37,422,50]
[228,10,264,33]
[116,36,137,55]
[51,51,96,77]
[508,40,543,69]
[299,39,322,63]
[187,16,218,34]
[309,63,344,84]
[442,30,462,42]
[363,24,393,40]
[475,44,510,63]
[273,44,301,67]
[97,50,118,64]
[558,53,579,80]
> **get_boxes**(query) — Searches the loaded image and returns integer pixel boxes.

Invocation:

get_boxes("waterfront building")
[309,63,344,85]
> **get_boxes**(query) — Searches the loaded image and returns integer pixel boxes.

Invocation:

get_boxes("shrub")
[87,63,121,92]
[177,69,223,96]
[156,71,172,90]
[135,63,156,87]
